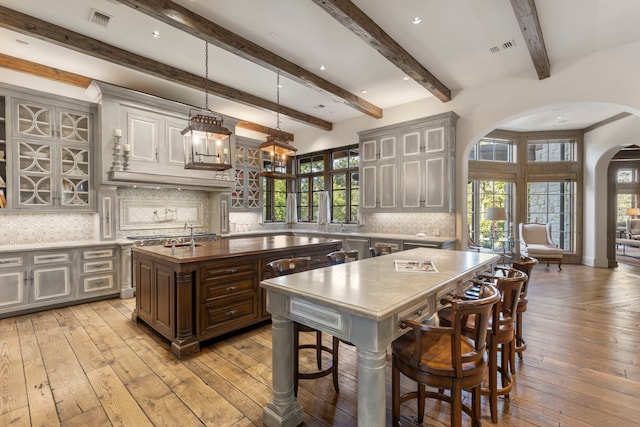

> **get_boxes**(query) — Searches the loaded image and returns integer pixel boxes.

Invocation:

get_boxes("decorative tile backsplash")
[116,187,210,238]
[0,212,97,245]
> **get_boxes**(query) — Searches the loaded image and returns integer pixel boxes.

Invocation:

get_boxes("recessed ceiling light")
[360,89,367,94]
[152,30,160,38]
[320,65,326,71]
[269,32,279,38]
[403,75,410,81]
[412,16,422,25]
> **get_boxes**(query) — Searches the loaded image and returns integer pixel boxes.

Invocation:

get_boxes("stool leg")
[315,331,322,370]
[332,337,340,393]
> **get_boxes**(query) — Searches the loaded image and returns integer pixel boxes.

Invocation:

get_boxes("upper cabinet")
[89,81,236,191]
[10,95,94,211]
[358,112,458,213]
[232,136,262,211]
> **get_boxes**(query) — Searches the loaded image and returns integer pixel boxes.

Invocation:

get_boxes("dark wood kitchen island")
[132,235,342,358]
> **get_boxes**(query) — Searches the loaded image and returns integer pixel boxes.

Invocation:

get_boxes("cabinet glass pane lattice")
[17,103,52,138]
[60,111,90,143]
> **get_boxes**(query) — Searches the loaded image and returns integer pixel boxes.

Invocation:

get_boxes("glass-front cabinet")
[13,99,92,210]
[232,136,262,211]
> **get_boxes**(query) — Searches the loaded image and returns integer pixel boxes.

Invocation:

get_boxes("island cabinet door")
[198,258,259,340]
[135,256,175,340]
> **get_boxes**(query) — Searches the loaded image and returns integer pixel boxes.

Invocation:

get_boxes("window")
[617,169,637,183]
[469,138,514,162]
[527,139,576,162]
[296,145,359,223]
[527,181,575,251]
[330,148,359,223]
[617,193,637,227]
[467,180,514,250]
[262,177,287,222]
[297,154,325,222]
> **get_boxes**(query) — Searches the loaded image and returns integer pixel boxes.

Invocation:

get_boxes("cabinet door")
[16,140,53,207]
[379,163,396,208]
[125,109,159,164]
[165,120,187,166]
[425,157,445,208]
[60,144,90,207]
[31,264,72,304]
[15,101,54,140]
[0,268,27,313]
[153,263,175,338]
[135,256,153,323]
[361,165,377,208]
[402,160,421,208]
[361,139,377,162]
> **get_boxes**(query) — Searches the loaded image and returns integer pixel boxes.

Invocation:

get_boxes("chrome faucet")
[184,223,196,249]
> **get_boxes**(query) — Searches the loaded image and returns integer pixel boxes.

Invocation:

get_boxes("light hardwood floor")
[1,262,640,426]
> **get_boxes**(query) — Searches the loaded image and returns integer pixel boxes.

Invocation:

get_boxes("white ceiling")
[0,0,639,134]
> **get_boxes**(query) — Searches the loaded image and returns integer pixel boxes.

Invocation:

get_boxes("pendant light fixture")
[259,72,297,178]
[182,41,232,171]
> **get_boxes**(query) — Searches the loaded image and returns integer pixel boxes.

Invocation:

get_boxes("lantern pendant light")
[182,41,233,171]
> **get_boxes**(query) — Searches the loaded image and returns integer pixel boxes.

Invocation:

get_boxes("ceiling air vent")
[89,9,112,27]
[489,39,516,54]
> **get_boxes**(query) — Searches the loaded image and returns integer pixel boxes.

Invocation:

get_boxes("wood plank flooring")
[1,262,640,426]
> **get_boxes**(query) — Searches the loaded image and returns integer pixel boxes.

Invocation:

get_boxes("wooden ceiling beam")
[310,0,451,103]
[0,53,296,140]
[0,53,93,88]
[0,6,331,131]
[510,0,551,80]
[115,0,382,119]
[236,121,294,142]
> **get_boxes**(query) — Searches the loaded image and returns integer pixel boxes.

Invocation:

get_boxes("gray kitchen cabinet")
[0,243,124,318]
[30,250,74,306]
[91,81,237,191]
[232,136,262,211]
[78,246,118,298]
[11,97,93,211]
[358,112,458,213]
[0,254,27,313]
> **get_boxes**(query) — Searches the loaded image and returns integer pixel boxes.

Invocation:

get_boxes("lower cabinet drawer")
[199,294,258,338]
[202,277,255,302]
[82,259,115,274]
[80,274,116,295]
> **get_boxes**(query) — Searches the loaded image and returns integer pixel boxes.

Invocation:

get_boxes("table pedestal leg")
[357,348,387,427]
[263,314,303,427]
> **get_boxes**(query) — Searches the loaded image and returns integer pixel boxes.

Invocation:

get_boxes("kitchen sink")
[163,242,203,248]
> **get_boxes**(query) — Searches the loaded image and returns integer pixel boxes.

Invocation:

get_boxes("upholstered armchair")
[519,223,563,270]
[626,218,640,240]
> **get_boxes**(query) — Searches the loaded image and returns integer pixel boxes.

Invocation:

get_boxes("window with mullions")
[467,180,514,250]
[297,154,325,222]
[469,138,514,162]
[527,181,575,251]
[617,168,638,183]
[330,148,359,223]
[262,177,287,222]
[527,139,576,162]
[617,193,637,227]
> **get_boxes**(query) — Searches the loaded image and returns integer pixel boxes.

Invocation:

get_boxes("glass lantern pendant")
[182,114,232,170]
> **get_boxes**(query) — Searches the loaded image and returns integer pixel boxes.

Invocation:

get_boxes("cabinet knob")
[225,285,237,292]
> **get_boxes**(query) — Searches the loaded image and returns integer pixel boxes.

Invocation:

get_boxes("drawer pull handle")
[225,285,237,292]
[415,309,422,316]
[0,260,15,264]
[41,256,63,261]
[226,310,237,317]
[226,268,238,274]
[94,281,104,286]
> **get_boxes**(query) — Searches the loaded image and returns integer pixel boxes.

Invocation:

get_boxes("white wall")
[296,40,640,266]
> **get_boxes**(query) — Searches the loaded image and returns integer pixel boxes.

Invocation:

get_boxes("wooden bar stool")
[264,257,340,396]
[510,256,538,371]
[392,283,501,426]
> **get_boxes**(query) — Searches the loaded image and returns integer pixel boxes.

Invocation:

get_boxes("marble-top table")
[260,248,499,427]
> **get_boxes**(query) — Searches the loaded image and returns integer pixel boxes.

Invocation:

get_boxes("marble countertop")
[0,239,134,253]
[226,229,456,244]
[261,247,497,320]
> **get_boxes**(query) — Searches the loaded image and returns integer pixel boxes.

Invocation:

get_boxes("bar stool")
[438,269,526,423]
[369,244,392,257]
[264,257,340,396]
[392,283,501,426]
[327,249,359,264]
[510,256,538,370]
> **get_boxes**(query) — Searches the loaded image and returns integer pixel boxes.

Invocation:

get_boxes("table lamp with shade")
[486,207,507,240]
[627,207,640,218]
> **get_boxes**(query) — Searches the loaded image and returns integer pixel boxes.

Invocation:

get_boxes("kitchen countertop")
[131,235,342,264]
[224,229,456,244]
[0,239,134,253]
